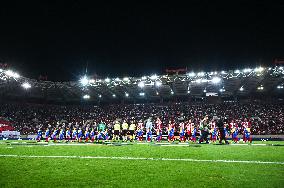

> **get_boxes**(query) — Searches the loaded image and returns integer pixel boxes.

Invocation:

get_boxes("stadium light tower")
[21,82,31,89]
[79,75,89,86]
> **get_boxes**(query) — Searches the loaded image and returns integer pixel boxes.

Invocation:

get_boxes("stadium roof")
[0,66,283,102]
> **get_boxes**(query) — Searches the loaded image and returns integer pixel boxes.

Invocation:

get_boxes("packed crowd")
[0,102,283,135]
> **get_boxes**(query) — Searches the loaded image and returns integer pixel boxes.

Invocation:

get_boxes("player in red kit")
[186,119,194,141]
[179,120,185,142]
[242,118,251,143]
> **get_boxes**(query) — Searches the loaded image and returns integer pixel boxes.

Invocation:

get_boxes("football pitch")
[0,141,283,188]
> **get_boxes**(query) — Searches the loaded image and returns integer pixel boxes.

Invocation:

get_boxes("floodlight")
[125,93,129,97]
[139,92,145,96]
[112,94,116,98]
[138,81,145,88]
[239,87,244,91]
[83,94,90,99]
[188,72,196,77]
[211,77,221,84]
[254,67,264,72]
[98,94,102,98]
[257,86,264,90]
[155,81,162,87]
[243,68,252,73]
[21,82,31,89]
[80,75,89,86]
[197,72,205,77]
[150,75,158,80]
[123,77,129,82]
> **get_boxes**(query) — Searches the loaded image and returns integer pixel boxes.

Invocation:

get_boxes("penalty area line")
[0,154,283,165]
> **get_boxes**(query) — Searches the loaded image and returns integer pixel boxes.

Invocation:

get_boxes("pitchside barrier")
[14,134,284,141]
[0,131,20,138]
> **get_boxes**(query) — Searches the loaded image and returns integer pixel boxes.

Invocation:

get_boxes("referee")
[216,117,229,144]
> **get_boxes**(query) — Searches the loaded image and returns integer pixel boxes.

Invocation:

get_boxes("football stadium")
[0,65,284,188]
[1,1,284,188]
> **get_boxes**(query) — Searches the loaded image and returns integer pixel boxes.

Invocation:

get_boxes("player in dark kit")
[216,117,229,144]
[199,115,210,144]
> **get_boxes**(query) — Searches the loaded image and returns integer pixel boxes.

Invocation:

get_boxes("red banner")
[0,119,14,132]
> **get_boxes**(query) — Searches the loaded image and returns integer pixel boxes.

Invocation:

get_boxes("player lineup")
[37,115,252,144]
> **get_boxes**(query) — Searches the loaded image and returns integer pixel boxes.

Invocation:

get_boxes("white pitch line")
[161,145,189,147]
[0,154,283,165]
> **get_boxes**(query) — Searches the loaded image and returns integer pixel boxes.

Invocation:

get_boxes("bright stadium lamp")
[257,86,264,90]
[243,68,252,73]
[123,77,129,82]
[98,94,102,98]
[155,81,162,87]
[112,94,116,98]
[125,93,129,97]
[234,70,240,74]
[150,74,158,80]
[138,81,145,88]
[197,72,205,77]
[188,72,196,77]
[5,70,20,78]
[83,94,90,99]
[21,82,31,89]
[105,78,111,83]
[239,87,244,91]
[254,66,264,72]
[79,75,89,86]
[211,77,221,84]
[5,70,14,77]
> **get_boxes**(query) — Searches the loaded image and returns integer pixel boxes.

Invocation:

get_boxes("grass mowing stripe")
[0,154,283,165]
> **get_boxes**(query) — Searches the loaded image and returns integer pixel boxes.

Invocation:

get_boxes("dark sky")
[0,1,284,81]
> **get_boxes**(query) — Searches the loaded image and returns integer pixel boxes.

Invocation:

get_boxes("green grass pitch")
[0,141,283,188]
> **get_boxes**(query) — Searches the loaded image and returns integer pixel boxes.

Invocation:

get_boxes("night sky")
[0,1,283,81]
